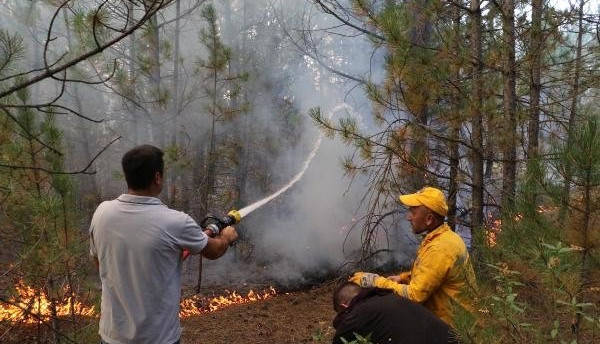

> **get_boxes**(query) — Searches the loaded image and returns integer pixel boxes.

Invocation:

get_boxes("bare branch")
[312,0,385,41]
[0,0,174,100]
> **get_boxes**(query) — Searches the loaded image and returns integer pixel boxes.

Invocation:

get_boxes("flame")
[1,282,278,322]
[485,206,558,247]
[485,218,502,247]
[180,286,276,317]
[0,281,96,323]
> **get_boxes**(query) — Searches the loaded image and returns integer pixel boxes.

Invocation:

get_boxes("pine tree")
[195,3,247,215]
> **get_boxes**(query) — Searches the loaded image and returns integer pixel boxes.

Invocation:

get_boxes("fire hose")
[182,209,242,260]
[180,105,346,262]
[180,106,341,261]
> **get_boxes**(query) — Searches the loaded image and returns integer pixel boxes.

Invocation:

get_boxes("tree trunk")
[63,8,100,209]
[501,0,517,212]
[525,0,544,205]
[128,2,140,145]
[469,0,484,230]
[560,0,585,221]
[147,13,163,145]
[198,33,220,292]
[406,0,431,190]
[527,0,543,160]
[447,3,462,231]
[204,66,218,213]
[168,0,182,206]
[237,1,250,209]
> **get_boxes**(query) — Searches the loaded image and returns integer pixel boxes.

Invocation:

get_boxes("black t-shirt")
[332,289,458,344]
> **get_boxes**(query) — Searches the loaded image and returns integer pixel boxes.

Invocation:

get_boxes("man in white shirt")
[90,145,238,344]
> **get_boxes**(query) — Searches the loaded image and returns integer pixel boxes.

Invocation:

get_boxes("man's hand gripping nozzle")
[203,210,242,236]
[182,210,242,260]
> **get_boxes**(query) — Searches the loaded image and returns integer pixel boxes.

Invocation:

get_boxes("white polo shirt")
[89,194,208,344]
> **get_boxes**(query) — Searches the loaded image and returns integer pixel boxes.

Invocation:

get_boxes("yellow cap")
[399,187,448,217]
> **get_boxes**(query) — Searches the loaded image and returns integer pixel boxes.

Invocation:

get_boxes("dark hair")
[121,145,164,190]
[333,282,362,313]
[429,210,446,225]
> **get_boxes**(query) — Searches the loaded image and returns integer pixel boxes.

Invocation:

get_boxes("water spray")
[193,132,321,241]
[184,104,353,260]
[228,103,352,221]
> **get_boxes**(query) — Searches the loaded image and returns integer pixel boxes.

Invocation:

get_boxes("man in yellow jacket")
[350,187,477,326]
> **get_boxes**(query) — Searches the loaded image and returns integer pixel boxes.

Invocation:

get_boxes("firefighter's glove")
[349,272,380,288]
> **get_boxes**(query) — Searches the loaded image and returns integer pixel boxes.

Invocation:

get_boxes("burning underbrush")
[0,279,336,344]
[0,280,95,324]
[179,286,277,316]
[0,280,279,324]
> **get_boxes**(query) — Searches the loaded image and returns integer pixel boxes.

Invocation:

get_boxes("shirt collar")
[116,194,163,205]
[421,223,450,244]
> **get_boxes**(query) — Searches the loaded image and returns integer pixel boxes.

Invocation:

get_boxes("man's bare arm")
[200,226,238,260]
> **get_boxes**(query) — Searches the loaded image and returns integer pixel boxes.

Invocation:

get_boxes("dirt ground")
[181,282,338,344]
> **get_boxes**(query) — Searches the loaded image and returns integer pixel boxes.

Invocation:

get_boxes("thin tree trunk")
[196,256,203,294]
[63,8,99,208]
[168,0,182,205]
[237,1,250,209]
[407,0,431,190]
[572,152,593,342]
[61,197,77,340]
[27,127,60,343]
[198,59,219,293]
[470,0,484,230]
[526,0,544,206]
[501,0,517,212]
[560,0,585,221]
[47,276,60,344]
[128,2,140,145]
[527,0,543,160]
[447,3,462,231]
[198,22,221,292]
[148,13,162,145]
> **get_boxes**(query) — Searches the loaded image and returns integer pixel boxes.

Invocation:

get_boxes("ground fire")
[0,281,277,323]
[0,281,95,324]
[179,287,277,316]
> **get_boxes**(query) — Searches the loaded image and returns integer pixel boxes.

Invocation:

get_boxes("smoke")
[1,0,413,288]
[192,0,418,287]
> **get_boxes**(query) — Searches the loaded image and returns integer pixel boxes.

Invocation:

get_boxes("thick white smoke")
[1,0,413,288]
[190,0,419,288]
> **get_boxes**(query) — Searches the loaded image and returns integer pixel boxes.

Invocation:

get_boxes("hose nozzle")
[201,209,242,237]
[227,210,242,225]
[183,210,243,260]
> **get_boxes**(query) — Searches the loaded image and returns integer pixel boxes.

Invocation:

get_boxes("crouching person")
[332,282,458,344]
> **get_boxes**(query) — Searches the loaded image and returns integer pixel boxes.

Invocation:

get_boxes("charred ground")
[183,282,337,344]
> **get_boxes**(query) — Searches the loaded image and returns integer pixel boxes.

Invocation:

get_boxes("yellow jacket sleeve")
[396,271,411,284]
[373,276,406,295]
[374,247,451,303]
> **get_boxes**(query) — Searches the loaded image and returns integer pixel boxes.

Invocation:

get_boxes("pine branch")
[0,0,175,100]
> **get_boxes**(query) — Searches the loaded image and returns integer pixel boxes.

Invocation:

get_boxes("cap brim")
[399,194,423,207]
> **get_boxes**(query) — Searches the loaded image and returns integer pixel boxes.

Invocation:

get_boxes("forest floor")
[3,274,600,343]
[0,281,338,344]
[181,281,337,344]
